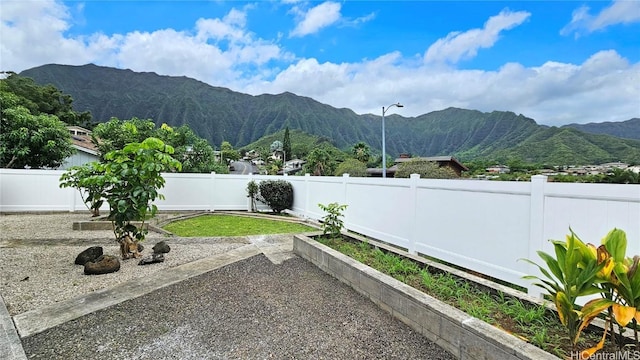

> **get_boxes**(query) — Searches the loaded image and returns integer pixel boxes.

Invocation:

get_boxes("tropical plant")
[60,137,181,242]
[351,141,371,163]
[257,180,293,214]
[304,147,334,176]
[593,229,640,349]
[318,202,347,238]
[59,162,105,216]
[521,229,610,354]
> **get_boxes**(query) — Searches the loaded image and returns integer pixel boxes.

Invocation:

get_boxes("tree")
[304,147,335,176]
[394,159,457,179]
[92,118,223,173]
[156,124,225,173]
[0,103,75,169]
[351,141,370,163]
[283,127,292,162]
[0,73,92,128]
[60,137,182,243]
[220,141,240,164]
[334,158,368,177]
[91,117,156,157]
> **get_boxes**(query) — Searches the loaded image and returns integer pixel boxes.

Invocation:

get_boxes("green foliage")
[156,123,223,173]
[91,117,155,156]
[521,229,624,352]
[0,103,75,169]
[220,141,240,164]
[304,146,339,176]
[334,158,368,177]
[246,180,259,212]
[394,158,457,179]
[318,202,347,238]
[283,127,292,161]
[59,162,105,216]
[60,137,182,242]
[257,180,293,214]
[351,141,371,163]
[0,73,92,128]
[91,118,222,173]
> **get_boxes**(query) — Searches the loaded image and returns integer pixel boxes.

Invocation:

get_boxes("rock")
[152,241,170,254]
[138,253,165,265]
[84,255,120,275]
[75,246,103,265]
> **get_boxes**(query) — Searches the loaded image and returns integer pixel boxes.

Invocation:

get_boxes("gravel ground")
[2,213,456,360]
[20,255,455,360]
[0,213,248,315]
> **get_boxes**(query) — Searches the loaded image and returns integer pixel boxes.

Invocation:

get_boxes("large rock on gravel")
[138,253,165,266]
[84,255,120,275]
[152,241,170,254]
[75,246,103,265]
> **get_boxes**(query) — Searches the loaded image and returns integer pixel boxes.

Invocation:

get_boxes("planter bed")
[293,233,558,360]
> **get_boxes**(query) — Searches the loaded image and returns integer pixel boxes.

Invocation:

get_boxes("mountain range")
[20,64,640,165]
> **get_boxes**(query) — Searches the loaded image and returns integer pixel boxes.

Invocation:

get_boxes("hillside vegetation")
[20,63,640,165]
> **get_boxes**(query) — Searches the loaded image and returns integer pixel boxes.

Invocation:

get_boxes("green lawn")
[162,214,317,237]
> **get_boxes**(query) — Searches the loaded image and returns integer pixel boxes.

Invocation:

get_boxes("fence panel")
[2,169,638,298]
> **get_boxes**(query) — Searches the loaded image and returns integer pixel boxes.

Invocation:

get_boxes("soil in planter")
[315,235,638,358]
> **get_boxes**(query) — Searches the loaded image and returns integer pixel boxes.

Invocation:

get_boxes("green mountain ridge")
[19,63,640,165]
[563,118,640,141]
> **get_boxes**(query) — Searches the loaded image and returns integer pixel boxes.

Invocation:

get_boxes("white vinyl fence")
[1,168,638,297]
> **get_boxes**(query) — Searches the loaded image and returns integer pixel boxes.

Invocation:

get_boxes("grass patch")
[163,214,316,237]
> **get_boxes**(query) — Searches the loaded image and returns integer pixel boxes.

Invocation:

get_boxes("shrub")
[258,180,293,214]
[318,202,347,238]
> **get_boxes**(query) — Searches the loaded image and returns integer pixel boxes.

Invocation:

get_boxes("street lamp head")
[395,103,404,108]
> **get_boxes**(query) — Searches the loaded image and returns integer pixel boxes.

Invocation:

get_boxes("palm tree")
[352,141,370,163]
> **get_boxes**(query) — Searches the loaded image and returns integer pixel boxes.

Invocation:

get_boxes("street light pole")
[381,103,403,178]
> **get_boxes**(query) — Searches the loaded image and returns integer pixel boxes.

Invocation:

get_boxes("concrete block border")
[293,234,558,360]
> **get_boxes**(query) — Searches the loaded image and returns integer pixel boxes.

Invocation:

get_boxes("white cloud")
[424,9,531,64]
[0,1,291,87]
[1,1,637,126]
[0,0,106,70]
[561,0,640,36]
[252,50,639,126]
[289,1,342,38]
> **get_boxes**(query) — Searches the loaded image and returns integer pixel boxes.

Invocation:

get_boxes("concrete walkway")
[1,234,295,360]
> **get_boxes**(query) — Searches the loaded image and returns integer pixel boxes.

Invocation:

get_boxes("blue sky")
[1,0,639,126]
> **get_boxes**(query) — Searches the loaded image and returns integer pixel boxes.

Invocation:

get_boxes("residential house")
[59,126,99,169]
[368,154,468,177]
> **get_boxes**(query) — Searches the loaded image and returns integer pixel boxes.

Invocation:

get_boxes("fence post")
[527,175,547,299]
[247,173,254,212]
[304,173,311,218]
[407,174,420,255]
[209,172,216,212]
[342,174,350,229]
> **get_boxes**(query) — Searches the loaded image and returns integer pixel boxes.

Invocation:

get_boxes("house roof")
[394,156,469,171]
[68,126,99,155]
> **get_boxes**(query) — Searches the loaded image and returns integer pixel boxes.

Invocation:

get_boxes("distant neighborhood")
[63,125,639,184]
